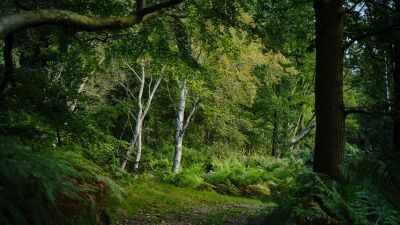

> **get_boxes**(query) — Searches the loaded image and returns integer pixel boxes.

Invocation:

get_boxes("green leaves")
[0,136,124,225]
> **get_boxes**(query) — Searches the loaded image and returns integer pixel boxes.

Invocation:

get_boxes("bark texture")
[0,0,184,39]
[120,62,162,171]
[131,67,145,171]
[313,0,345,180]
[172,80,186,174]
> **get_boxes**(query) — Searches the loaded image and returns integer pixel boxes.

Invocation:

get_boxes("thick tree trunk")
[313,0,345,180]
[271,111,279,157]
[172,80,186,174]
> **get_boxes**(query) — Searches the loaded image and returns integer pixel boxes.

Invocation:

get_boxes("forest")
[0,0,399,224]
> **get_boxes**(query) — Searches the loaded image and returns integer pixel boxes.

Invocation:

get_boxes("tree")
[313,0,345,180]
[171,80,198,174]
[0,0,184,92]
[169,16,199,174]
[120,60,163,171]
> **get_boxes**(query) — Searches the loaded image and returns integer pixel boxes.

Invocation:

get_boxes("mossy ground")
[112,178,274,225]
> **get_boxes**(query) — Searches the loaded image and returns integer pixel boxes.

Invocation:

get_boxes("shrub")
[161,164,205,188]
[267,164,400,225]
[0,136,124,225]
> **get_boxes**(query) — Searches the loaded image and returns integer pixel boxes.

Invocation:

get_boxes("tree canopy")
[1,0,400,225]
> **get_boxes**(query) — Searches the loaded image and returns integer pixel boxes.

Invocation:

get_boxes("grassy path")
[112,179,274,225]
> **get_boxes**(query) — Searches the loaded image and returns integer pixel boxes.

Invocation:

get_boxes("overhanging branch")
[0,0,184,39]
[345,108,393,117]
[344,24,400,51]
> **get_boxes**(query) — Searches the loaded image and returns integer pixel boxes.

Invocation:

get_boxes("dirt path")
[114,202,269,225]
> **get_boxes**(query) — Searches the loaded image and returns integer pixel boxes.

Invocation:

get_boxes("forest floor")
[112,179,274,225]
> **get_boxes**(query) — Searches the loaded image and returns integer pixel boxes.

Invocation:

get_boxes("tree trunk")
[120,62,163,171]
[121,65,145,171]
[0,33,15,94]
[313,0,345,180]
[132,76,144,172]
[56,127,62,147]
[392,0,400,153]
[172,80,186,174]
[290,113,304,150]
[133,127,142,171]
[271,111,279,157]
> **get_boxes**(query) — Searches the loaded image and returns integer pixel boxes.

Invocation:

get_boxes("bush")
[161,164,205,188]
[0,136,124,225]
[266,163,400,225]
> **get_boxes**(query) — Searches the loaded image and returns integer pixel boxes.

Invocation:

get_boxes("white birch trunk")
[121,64,145,170]
[133,126,142,171]
[172,80,186,174]
[120,62,163,171]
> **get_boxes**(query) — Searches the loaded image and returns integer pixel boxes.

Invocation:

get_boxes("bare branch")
[167,82,177,111]
[286,113,315,147]
[345,108,393,117]
[288,122,315,146]
[344,24,400,51]
[122,58,142,81]
[148,76,153,98]
[141,67,164,121]
[182,97,199,133]
[344,0,364,14]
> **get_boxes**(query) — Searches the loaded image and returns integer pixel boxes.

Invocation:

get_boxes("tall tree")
[313,0,345,180]
[171,80,198,174]
[169,16,199,174]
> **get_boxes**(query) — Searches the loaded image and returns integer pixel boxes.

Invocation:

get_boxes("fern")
[0,136,124,225]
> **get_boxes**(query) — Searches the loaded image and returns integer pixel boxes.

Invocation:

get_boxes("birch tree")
[171,80,198,173]
[120,60,163,171]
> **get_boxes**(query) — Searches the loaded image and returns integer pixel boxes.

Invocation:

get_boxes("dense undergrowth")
[2,135,400,225]
[0,136,124,225]
[265,146,400,225]
[131,144,400,225]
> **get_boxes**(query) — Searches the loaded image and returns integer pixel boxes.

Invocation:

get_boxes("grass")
[112,176,275,224]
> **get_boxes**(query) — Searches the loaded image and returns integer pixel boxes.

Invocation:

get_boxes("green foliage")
[1,1,399,224]
[162,164,205,188]
[0,136,124,225]
[154,150,299,200]
[266,153,400,225]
